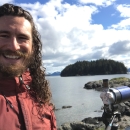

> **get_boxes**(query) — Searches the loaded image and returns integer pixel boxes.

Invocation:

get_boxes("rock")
[71,122,94,130]
[62,106,72,109]
[57,127,63,130]
[84,77,130,91]
[84,81,102,89]
[58,115,130,130]
[84,82,93,89]
[61,123,72,130]
[82,117,99,124]
[58,117,105,130]
[55,108,61,111]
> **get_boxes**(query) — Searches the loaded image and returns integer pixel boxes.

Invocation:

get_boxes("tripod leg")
[106,115,116,130]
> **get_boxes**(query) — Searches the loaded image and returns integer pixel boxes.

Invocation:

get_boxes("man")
[0,3,56,130]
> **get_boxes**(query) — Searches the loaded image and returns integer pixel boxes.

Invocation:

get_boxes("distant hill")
[128,68,130,72]
[60,59,127,77]
[46,71,61,76]
[50,72,61,76]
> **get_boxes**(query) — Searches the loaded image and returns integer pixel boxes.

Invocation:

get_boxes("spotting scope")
[108,86,130,104]
[101,79,130,105]
[101,79,130,130]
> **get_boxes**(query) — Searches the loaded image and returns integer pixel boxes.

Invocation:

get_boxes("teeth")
[4,55,19,59]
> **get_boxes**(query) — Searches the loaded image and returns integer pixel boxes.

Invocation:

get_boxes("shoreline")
[57,77,130,130]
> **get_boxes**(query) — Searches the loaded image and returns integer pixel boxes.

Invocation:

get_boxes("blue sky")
[1,0,130,73]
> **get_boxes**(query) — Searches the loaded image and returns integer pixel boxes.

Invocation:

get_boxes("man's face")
[0,16,33,77]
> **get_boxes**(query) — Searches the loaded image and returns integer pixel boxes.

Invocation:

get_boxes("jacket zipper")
[19,76,30,90]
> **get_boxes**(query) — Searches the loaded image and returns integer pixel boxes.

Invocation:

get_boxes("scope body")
[109,86,130,104]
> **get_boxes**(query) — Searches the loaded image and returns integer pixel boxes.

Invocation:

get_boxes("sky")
[1,0,130,73]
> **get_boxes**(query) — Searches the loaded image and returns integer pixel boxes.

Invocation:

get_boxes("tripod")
[106,111,120,130]
[102,105,121,130]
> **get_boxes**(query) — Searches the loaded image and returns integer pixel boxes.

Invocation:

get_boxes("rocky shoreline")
[57,77,130,130]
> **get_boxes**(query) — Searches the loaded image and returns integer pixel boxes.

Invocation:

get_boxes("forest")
[60,59,127,77]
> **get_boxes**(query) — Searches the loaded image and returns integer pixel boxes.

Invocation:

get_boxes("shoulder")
[44,103,57,129]
[44,103,55,112]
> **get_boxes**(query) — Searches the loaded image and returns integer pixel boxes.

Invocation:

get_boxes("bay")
[46,74,130,127]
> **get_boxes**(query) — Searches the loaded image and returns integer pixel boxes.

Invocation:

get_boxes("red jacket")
[0,71,57,130]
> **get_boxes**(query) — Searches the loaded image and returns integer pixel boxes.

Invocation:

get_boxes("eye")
[0,34,9,38]
[19,37,26,40]
[18,35,29,40]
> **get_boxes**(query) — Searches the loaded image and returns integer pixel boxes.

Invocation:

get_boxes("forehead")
[0,16,32,33]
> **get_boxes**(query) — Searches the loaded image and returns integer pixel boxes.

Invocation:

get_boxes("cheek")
[0,39,8,48]
[20,43,32,54]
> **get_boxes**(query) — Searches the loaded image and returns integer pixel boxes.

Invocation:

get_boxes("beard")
[0,50,33,78]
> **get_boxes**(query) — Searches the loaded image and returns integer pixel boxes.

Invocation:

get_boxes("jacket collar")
[0,71,32,92]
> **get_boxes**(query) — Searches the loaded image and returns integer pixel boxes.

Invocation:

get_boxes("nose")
[7,37,20,51]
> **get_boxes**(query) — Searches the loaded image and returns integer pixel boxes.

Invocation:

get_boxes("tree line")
[60,59,127,76]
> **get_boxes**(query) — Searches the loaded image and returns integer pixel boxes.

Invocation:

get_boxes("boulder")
[62,106,72,109]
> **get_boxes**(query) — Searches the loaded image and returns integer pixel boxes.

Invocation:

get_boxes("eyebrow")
[0,30,10,34]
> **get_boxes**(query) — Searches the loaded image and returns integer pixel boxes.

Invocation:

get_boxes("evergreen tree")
[60,59,127,76]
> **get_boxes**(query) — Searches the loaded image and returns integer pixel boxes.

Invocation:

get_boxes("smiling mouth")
[3,54,20,59]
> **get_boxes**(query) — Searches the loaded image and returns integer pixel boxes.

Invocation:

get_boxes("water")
[46,74,130,127]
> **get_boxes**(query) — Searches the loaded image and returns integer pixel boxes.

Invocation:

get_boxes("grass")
[109,77,130,84]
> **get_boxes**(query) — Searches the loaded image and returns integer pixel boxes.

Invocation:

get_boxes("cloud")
[0,0,14,5]
[78,0,116,6]
[116,4,130,18]
[18,1,100,72]
[110,18,130,29]
[107,40,130,69]
[109,40,130,55]
[110,4,130,29]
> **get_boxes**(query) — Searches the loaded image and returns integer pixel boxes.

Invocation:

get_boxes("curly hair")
[0,3,52,105]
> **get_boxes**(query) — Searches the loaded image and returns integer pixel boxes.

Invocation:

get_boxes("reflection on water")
[46,74,130,127]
